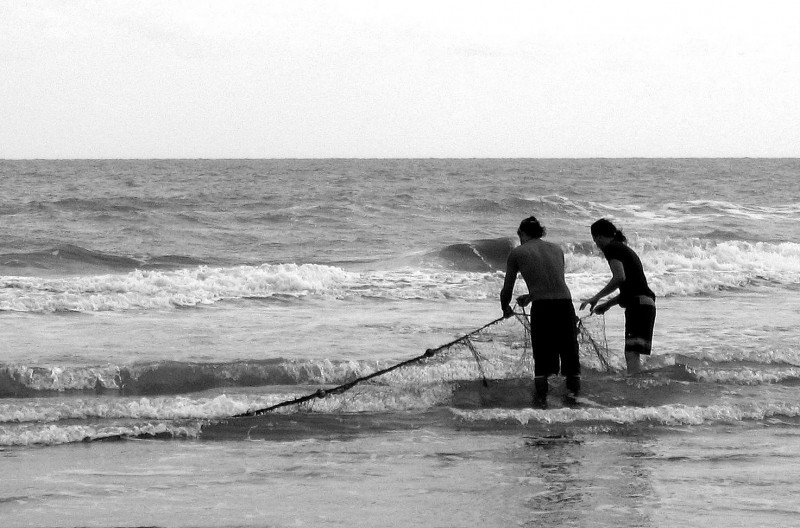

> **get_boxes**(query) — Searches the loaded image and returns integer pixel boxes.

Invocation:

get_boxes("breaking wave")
[1,237,798,312]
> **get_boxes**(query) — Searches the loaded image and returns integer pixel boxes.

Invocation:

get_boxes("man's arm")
[500,254,519,318]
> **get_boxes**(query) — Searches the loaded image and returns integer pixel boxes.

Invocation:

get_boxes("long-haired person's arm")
[580,259,625,311]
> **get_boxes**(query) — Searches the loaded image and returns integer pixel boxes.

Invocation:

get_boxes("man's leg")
[559,304,581,399]
[565,375,581,397]
[533,376,548,408]
[625,352,642,375]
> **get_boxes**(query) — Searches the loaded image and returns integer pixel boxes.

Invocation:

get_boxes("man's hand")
[502,304,515,319]
[516,294,531,307]
[579,296,598,312]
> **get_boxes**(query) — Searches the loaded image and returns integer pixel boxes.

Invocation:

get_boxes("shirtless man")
[500,216,580,408]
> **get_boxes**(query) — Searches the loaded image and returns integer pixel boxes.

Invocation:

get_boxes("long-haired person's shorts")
[624,296,656,355]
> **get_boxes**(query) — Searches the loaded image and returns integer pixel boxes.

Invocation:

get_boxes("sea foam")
[450,401,800,427]
[0,238,797,312]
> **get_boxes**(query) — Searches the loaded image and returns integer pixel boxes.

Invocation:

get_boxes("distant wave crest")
[0,262,352,312]
[568,238,800,299]
[435,237,514,272]
[0,244,206,274]
[0,238,798,313]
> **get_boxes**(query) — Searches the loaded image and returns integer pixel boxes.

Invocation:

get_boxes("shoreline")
[3,421,799,527]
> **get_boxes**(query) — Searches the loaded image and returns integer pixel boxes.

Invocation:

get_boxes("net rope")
[233,310,612,418]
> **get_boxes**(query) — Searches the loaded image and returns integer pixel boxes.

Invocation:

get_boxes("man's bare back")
[501,238,572,303]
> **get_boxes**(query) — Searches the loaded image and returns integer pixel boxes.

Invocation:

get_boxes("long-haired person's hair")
[590,218,627,243]
[518,216,546,238]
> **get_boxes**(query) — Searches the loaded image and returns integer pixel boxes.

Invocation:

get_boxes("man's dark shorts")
[529,299,580,377]
[624,296,656,355]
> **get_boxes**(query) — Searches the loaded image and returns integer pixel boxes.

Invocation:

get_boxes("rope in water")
[232,314,508,418]
[231,309,611,418]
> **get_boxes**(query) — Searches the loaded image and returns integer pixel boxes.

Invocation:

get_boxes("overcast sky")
[1,0,798,158]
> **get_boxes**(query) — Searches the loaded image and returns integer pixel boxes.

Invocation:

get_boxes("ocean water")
[1,158,799,527]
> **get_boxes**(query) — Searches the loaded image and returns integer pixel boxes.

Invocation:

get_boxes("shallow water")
[4,422,800,528]
[1,159,799,526]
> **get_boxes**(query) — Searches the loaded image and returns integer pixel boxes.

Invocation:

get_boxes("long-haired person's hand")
[592,301,610,315]
[579,297,597,312]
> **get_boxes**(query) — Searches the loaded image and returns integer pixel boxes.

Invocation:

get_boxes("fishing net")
[234,311,612,417]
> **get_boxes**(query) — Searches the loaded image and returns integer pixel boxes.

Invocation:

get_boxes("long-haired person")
[580,219,656,375]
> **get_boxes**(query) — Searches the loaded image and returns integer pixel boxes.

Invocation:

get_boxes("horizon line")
[2,156,798,161]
